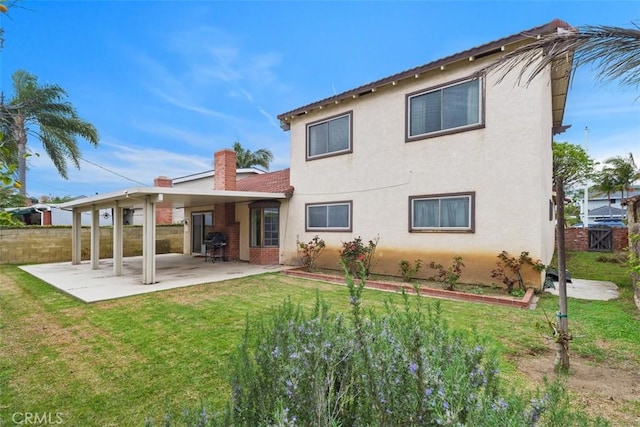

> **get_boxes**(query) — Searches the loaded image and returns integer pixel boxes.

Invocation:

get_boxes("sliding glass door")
[191,212,213,255]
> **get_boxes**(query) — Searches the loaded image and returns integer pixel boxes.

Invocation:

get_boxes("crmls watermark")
[10,412,64,425]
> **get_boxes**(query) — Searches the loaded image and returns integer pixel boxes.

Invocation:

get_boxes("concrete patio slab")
[20,253,292,303]
[544,278,619,301]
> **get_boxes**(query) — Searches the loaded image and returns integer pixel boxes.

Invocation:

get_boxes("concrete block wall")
[0,225,183,264]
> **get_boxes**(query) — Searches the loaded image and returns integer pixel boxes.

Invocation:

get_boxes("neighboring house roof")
[173,168,264,184]
[589,206,625,217]
[590,187,640,201]
[236,168,293,196]
[277,19,572,132]
[6,203,53,215]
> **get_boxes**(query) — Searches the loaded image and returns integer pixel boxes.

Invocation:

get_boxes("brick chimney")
[154,176,173,224]
[212,149,239,261]
[214,148,237,191]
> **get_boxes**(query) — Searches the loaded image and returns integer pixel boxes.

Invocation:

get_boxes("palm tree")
[604,153,639,200]
[592,168,619,219]
[2,70,99,196]
[233,141,274,170]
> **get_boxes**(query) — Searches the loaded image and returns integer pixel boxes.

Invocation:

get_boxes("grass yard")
[0,251,639,425]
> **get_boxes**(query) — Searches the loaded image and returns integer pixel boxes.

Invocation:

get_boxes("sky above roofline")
[1,1,638,199]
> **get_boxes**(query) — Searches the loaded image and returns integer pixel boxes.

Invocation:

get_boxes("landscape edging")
[282,268,534,309]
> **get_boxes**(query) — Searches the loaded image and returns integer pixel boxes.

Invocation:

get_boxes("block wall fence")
[0,225,183,264]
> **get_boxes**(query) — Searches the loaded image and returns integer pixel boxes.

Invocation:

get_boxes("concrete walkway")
[544,278,619,301]
[20,253,292,303]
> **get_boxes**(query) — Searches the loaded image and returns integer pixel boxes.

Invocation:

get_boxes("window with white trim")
[306,112,352,159]
[410,192,474,232]
[407,78,482,139]
[306,201,352,231]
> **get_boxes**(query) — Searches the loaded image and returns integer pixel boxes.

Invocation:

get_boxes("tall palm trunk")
[12,113,27,196]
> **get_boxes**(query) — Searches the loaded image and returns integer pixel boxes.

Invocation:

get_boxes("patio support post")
[91,206,100,270]
[71,209,82,265]
[113,202,123,276]
[142,195,157,284]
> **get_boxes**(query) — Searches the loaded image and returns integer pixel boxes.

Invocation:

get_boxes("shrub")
[297,235,325,271]
[429,256,465,291]
[208,275,606,426]
[491,251,545,294]
[147,273,608,427]
[339,235,379,279]
[399,259,422,282]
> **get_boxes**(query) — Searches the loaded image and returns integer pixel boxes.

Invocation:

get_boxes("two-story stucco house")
[62,19,572,288]
[276,19,573,287]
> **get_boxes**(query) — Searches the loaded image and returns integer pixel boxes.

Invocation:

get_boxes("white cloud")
[146,86,234,120]
[25,138,214,198]
[130,119,216,150]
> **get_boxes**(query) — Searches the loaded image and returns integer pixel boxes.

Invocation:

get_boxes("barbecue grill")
[203,232,227,263]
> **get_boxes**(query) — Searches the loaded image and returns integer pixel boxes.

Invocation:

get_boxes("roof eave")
[277,19,573,130]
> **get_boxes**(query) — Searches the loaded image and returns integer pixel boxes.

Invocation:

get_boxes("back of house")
[277,19,573,288]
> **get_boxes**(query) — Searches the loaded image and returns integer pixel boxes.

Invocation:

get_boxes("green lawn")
[0,251,638,425]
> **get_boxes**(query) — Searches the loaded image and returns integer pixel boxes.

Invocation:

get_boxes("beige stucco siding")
[283,61,555,287]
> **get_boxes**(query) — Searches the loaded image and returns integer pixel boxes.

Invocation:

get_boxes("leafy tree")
[603,153,639,200]
[232,141,274,170]
[551,142,595,372]
[1,70,99,196]
[552,142,596,189]
[39,194,74,204]
[563,187,584,226]
[0,185,26,207]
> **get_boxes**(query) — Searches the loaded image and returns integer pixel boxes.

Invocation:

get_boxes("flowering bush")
[399,258,423,282]
[297,235,325,271]
[339,235,379,278]
[429,256,465,291]
[491,251,546,293]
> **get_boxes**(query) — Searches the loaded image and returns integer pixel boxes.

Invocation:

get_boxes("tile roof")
[236,168,293,196]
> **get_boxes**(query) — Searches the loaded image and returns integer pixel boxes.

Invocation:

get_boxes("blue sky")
[1,0,638,199]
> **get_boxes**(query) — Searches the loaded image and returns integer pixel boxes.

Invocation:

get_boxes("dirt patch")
[517,354,640,425]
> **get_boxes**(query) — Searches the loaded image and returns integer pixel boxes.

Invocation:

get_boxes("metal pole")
[583,126,589,227]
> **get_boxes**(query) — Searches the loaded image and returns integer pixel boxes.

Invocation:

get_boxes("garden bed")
[282,267,535,309]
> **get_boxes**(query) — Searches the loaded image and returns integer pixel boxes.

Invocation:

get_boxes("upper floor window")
[306,201,352,231]
[407,78,482,140]
[409,192,475,232]
[306,112,352,160]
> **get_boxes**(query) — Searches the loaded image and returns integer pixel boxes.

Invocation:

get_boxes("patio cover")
[60,186,288,284]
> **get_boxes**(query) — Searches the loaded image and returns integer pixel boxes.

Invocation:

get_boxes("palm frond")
[485,23,640,88]
[3,70,100,192]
